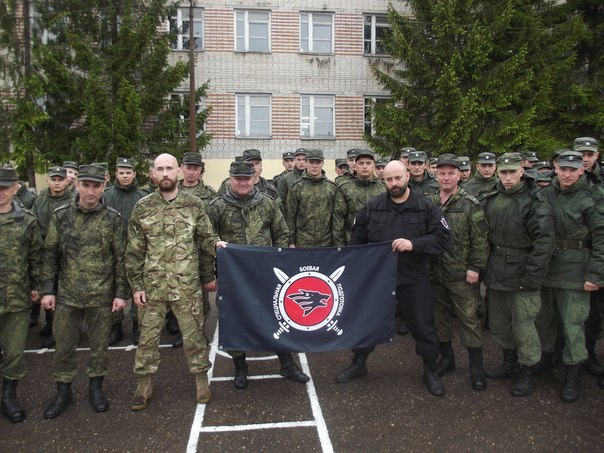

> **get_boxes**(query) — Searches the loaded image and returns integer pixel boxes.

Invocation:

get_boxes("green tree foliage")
[367,0,584,159]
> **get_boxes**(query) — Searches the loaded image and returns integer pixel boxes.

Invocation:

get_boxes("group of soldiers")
[1,135,603,425]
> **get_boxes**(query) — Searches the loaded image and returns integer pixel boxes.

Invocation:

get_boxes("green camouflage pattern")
[32,189,73,238]
[286,172,336,247]
[104,179,148,227]
[429,188,489,282]
[335,171,355,186]
[276,167,304,206]
[462,174,498,201]
[178,180,216,203]
[126,190,220,299]
[15,182,36,209]
[409,170,439,196]
[41,196,130,307]
[332,176,385,245]
[0,311,30,379]
[0,202,44,315]
[218,176,278,201]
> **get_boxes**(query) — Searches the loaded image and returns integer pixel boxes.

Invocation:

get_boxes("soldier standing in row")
[334,158,349,177]
[276,148,307,209]
[272,151,295,187]
[458,156,471,183]
[0,167,44,423]
[41,164,129,418]
[218,149,277,200]
[462,152,498,201]
[335,149,358,185]
[63,161,79,191]
[407,151,439,195]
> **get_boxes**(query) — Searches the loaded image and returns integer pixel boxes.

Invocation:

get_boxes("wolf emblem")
[288,289,330,316]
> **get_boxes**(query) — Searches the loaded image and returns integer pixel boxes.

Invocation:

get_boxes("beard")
[387,182,408,198]
[158,177,177,192]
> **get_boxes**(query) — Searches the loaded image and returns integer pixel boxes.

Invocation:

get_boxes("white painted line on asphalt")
[210,374,283,382]
[200,420,317,433]
[24,344,174,354]
[300,353,334,453]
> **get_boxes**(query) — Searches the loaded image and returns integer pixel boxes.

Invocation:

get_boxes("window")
[301,95,334,138]
[364,14,389,55]
[364,97,389,136]
[236,94,271,138]
[169,7,203,51]
[300,12,333,54]
[171,93,206,135]
[235,10,270,52]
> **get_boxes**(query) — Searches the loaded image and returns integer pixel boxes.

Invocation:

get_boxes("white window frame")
[364,14,390,56]
[171,93,206,136]
[169,7,203,51]
[364,96,390,137]
[236,94,272,138]
[235,10,270,52]
[300,12,334,54]
[300,95,335,139]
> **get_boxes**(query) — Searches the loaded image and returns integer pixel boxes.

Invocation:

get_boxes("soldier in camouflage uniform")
[126,154,226,410]
[458,156,471,183]
[407,151,439,196]
[0,167,44,423]
[334,158,349,177]
[335,149,358,185]
[482,153,555,397]
[276,148,307,208]
[272,151,295,187]
[218,149,278,200]
[429,155,489,391]
[40,164,129,419]
[286,149,336,247]
[332,150,386,246]
[63,161,79,190]
[202,161,310,389]
[535,151,604,402]
[104,157,148,346]
[375,158,389,181]
[15,181,36,209]
[462,152,498,202]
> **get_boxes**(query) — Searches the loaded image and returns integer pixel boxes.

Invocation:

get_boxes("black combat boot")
[1,378,25,423]
[561,364,581,403]
[41,336,56,349]
[132,320,140,345]
[44,382,73,419]
[172,330,183,348]
[533,351,555,376]
[39,311,53,337]
[30,303,41,328]
[89,377,108,412]
[108,324,124,346]
[335,351,370,383]
[165,311,179,335]
[233,355,248,389]
[423,357,445,397]
[511,365,535,397]
[277,353,310,383]
[583,339,604,376]
[468,347,487,391]
[435,341,456,377]
[485,349,520,378]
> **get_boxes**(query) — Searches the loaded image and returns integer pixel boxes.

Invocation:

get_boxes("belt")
[557,240,591,249]
[492,245,531,256]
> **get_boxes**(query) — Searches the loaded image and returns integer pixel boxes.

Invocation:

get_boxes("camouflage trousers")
[52,304,113,383]
[134,296,210,377]
[0,311,29,380]
[487,289,541,366]
[433,279,482,348]
[536,287,589,365]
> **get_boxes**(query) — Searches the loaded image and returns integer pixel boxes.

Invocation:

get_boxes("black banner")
[217,242,397,352]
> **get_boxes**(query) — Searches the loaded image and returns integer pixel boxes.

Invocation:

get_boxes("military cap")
[551,148,567,161]
[375,158,389,168]
[436,153,460,169]
[63,161,79,170]
[234,155,244,163]
[477,152,496,164]
[242,149,262,161]
[534,161,552,171]
[556,150,583,169]
[496,153,523,171]
[229,161,255,177]
[573,137,599,153]
[0,166,18,187]
[355,149,376,161]
[93,162,110,175]
[458,156,471,170]
[335,158,348,168]
[116,157,136,169]
[408,150,427,163]
[282,151,295,160]
[294,148,308,156]
[521,150,539,162]
[305,149,324,161]
[429,157,438,165]
[181,152,203,166]
[400,147,416,158]
[78,164,106,182]
[48,166,67,178]
[346,148,359,158]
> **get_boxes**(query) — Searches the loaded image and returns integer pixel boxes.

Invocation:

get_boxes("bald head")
[383,160,410,202]
[154,153,180,196]
[154,153,178,170]
[384,160,408,176]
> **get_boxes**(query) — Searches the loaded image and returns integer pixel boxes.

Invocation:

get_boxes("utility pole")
[23,0,36,188]
[188,0,196,154]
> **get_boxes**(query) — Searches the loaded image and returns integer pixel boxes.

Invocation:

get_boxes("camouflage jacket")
[104,180,148,227]
[332,176,386,246]
[286,171,336,247]
[178,180,216,203]
[409,170,439,196]
[429,188,489,282]
[483,180,555,291]
[126,190,220,300]
[201,187,288,282]
[218,176,277,201]
[272,170,289,188]
[32,189,73,238]
[41,196,130,308]
[276,167,304,210]
[0,202,44,314]
[462,174,498,201]
[540,175,604,289]
[335,172,355,186]
[15,182,37,209]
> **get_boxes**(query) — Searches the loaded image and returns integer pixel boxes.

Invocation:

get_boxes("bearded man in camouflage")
[40,164,130,419]
[126,153,226,410]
